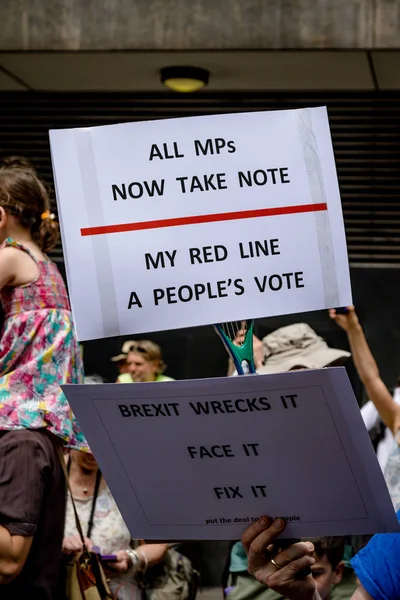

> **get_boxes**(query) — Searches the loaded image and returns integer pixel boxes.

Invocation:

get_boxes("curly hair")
[0,156,59,253]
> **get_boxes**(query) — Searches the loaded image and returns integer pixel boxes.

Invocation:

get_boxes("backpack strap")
[87,468,102,539]
[57,446,90,556]
[66,455,102,539]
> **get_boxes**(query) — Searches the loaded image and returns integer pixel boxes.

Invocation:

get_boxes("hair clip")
[41,210,56,221]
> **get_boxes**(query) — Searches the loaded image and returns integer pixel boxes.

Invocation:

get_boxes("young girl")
[0,156,87,597]
[0,156,86,447]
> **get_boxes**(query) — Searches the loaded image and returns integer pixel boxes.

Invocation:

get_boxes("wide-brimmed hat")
[110,340,135,362]
[257,323,350,375]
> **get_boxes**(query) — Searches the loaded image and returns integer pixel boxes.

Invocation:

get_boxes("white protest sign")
[50,107,351,341]
[63,368,398,540]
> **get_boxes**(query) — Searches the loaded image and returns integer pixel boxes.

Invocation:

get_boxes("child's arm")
[0,248,18,290]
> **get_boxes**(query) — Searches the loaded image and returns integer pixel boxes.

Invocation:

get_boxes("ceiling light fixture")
[160,66,210,93]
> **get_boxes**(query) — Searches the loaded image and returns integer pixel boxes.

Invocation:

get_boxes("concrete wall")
[1,0,400,51]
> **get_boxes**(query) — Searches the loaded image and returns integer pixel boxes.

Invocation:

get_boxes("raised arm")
[329,307,400,435]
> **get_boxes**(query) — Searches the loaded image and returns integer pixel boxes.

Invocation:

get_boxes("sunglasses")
[128,344,160,361]
[129,344,148,354]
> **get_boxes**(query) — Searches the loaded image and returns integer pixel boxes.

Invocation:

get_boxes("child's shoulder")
[0,242,23,263]
[0,244,26,288]
[1,238,44,262]
[0,239,44,288]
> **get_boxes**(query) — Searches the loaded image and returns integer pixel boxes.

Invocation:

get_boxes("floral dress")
[0,238,87,450]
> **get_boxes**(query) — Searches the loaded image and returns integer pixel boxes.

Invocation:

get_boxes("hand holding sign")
[242,518,317,600]
[329,306,359,332]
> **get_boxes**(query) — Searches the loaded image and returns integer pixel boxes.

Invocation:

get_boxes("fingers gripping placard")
[50,107,351,340]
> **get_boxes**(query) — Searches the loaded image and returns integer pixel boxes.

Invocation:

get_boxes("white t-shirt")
[361,387,400,472]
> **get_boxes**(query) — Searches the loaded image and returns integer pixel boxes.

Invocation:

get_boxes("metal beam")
[1,0,399,51]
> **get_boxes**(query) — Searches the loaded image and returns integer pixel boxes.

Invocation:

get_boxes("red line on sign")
[80,202,328,237]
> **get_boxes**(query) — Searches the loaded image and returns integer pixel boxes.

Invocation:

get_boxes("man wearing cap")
[111,341,135,383]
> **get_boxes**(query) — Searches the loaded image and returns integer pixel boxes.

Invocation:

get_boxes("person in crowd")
[330,307,400,509]
[225,323,354,597]
[237,311,400,600]
[227,533,349,600]
[112,340,135,383]
[63,449,168,599]
[241,513,400,600]
[0,156,87,598]
[126,340,174,383]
